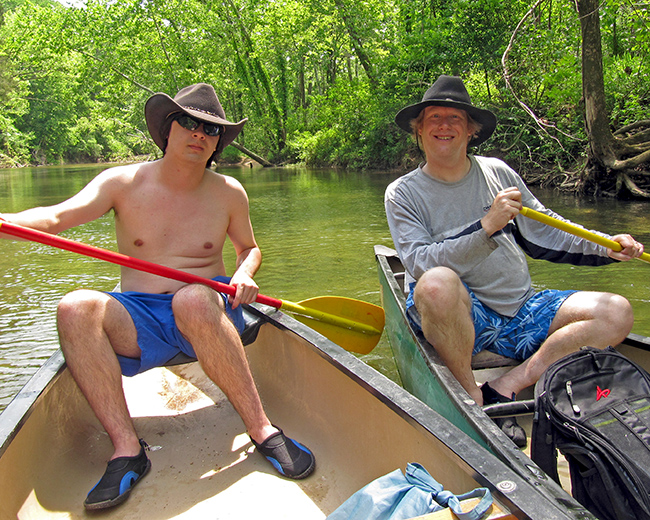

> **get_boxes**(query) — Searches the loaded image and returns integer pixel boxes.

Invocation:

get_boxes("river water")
[1,163,649,412]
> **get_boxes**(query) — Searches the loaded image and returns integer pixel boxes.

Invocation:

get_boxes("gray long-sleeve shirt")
[385,155,615,317]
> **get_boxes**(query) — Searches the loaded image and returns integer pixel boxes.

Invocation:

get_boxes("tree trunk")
[220,0,287,154]
[331,0,376,84]
[579,0,614,158]
[577,0,650,197]
[577,0,617,189]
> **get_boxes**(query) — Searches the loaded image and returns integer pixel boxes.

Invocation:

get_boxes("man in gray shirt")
[385,75,644,446]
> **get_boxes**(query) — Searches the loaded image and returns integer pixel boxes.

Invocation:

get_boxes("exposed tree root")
[607,122,650,198]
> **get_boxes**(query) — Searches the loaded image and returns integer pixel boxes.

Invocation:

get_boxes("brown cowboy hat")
[395,75,497,147]
[145,83,247,157]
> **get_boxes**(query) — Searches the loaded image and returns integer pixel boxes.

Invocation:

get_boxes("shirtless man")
[0,83,315,509]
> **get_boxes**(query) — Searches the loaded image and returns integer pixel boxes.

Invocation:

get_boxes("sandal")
[252,427,315,479]
[481,383,527,448]
[84,439,152,510]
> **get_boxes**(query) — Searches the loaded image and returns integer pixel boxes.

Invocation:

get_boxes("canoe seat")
[163,305,265,366]
[408,496,516,519]
[471,350,519,370]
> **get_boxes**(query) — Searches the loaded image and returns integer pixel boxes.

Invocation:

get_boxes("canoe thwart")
[470,350,520,370]
[482,399,535,418]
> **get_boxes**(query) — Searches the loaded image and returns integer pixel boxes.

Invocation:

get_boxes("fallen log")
[230,140,274,167]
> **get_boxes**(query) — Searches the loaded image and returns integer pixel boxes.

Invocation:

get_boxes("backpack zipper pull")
[566,381,581,415]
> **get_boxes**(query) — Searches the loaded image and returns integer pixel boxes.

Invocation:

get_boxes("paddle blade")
[292,296,385,355]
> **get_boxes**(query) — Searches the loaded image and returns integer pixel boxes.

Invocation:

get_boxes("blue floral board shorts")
[107,276,246,376]
[406,282,576,361]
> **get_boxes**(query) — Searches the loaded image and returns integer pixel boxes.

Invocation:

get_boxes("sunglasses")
[174,114,224,137]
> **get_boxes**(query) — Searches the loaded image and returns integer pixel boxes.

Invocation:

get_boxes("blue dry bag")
[327,462,492,520]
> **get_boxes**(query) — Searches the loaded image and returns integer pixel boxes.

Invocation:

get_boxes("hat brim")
[395,100,496,147]
[145,93,247,153]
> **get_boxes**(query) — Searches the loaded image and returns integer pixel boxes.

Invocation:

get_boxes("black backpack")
[531,346,650,520]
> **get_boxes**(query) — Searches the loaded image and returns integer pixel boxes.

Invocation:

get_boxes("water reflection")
[1,164,649,412]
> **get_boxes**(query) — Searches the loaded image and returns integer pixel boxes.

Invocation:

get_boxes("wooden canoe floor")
[1,324,494,520]
[7,366,327,519]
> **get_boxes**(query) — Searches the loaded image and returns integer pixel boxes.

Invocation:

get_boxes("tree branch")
[614,119,650,135]
[502,0,583,149]
[72,48,154,94]
[230,140,274,167]
[152,13,178,93]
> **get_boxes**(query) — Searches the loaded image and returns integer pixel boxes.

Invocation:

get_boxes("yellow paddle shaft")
[520,207,650,264]
[279,300,383,336]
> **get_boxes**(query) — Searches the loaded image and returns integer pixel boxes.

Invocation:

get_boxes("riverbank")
[4,151,650,203]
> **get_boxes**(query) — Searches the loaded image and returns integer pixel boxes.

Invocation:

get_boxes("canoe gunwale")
[0,350,66,460]
[625,332,650,351]
[375,248,514,444]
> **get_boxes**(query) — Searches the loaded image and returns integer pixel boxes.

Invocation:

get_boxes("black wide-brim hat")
[145,83,247,155]
[395,75,497,147]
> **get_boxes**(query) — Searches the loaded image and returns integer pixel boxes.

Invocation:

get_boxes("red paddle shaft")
[0,221,283,308]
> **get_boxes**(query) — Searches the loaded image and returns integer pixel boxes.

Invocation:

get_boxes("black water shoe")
[84,439,151,510]
[481,382,527,448]
[252,427,315,479]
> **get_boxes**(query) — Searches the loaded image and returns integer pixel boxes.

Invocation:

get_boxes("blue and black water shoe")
[84,438,152,510]
[252,427,315,479]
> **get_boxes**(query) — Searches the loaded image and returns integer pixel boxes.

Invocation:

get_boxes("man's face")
[418,105,474,160]
[166,117,221,164]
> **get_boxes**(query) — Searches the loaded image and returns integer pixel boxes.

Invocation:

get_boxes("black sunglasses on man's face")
[174,114,224,137]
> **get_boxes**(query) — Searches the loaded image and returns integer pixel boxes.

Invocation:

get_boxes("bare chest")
[114,186,230,263]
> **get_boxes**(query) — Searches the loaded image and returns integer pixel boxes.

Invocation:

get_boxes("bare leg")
[414,267,482,404]
[171,284,276,443]
[57,289,143,459]
[489,291,634,398]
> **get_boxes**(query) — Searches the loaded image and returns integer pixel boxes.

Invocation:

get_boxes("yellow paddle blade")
[289,296,385,355]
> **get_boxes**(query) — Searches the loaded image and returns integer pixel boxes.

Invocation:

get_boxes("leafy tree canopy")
[0,0,648,196]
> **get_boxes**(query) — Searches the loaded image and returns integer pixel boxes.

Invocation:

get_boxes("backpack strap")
[531,391,561,484]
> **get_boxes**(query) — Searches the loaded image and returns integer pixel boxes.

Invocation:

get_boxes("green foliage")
[453,0,522,77]
[0,114,31,167]
[0,0,647,175]
[605,53,650,127]
[287,79,409,169]
[0,54,31,166]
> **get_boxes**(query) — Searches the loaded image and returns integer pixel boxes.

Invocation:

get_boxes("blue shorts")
[406,282,576,361]
[107,276,246,376]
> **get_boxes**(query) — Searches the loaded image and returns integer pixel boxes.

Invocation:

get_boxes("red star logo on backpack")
[596,385,611,401]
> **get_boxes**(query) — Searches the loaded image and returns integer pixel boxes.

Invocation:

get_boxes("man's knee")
[555,291,634,345]
[172,284,226,325]
[57,289,107,328]
[577,291,634,334]
[414,267,467,315]
[600,293,634,336]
